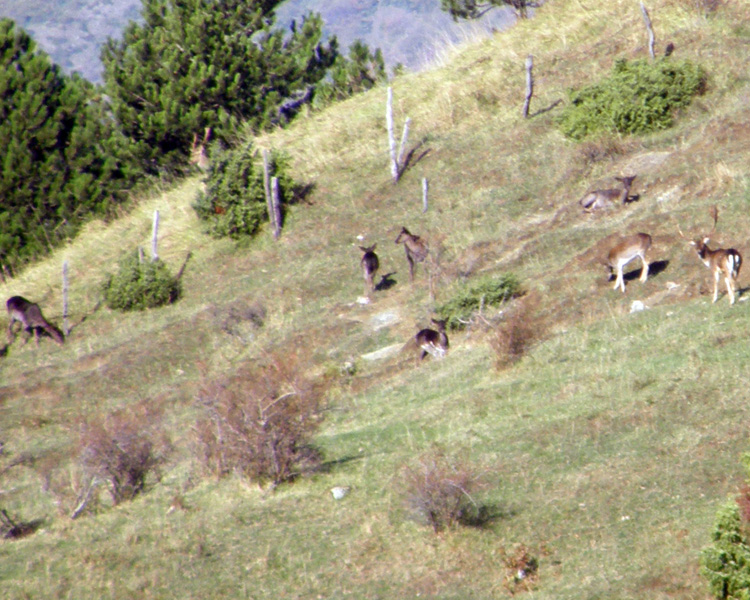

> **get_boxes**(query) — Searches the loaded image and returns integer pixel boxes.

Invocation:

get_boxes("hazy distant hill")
[0,0,514,83]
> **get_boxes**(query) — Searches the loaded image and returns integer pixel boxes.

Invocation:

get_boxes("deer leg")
[713,270,720,303]
[640,257,649,282]
[408,257,415,282]
[613,266,625,292]
[726,275,735,305]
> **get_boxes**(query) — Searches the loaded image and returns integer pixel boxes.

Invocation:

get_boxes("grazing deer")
[415,318,449,360]
[359,244,380,296]
[606,233,652,293]
[580,175,637,212]
[395,227,429,282]
[679,206,742,305]
[6,296,65,346]
[189,127,211,171]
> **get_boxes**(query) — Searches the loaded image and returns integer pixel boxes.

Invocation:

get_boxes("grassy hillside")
[2,0,750,598]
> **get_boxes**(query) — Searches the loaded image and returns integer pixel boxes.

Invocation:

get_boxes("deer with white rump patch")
[359,244,379,296]
[580,175,637,212]
[415,318,449,360]
[6,296,65,346]
[395,227,428,282]
[606,233,652,293]
[679,205,742,305]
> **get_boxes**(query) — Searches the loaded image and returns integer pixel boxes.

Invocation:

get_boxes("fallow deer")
[679,206,742,305]
[580,175,637,212]
[359,244,379,296]
[415,318,449,360]
[395,227,428,282]
[6,296,65,346]
[189,127,211,171]
[606,233,652,293]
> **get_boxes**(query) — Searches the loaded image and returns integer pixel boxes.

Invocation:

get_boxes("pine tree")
[440,0,539,20]
[0,19,135,272]
[313,40,387,108]
[101,0,338,174]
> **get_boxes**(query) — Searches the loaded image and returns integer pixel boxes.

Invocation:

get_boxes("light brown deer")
[395,227,428,282]
[580,175,637,212]
[606,233,652,293]
[679,206,742,305]
[415,318,449,360]
[189,127,211,171]
[7,296,65,346]
[359,244,380,296]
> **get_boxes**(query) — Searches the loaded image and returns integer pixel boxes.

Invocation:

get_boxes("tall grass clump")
[557,58,706,139]
[194,354,326,487]
[193,144,296,239]
[102,249,181,311]
[436,274,522,330]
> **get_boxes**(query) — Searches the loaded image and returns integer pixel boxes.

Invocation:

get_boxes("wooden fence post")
[523,55,534,118]
[271,177,282,240]
[151,209,160,261]
[262,149,278,238]
[422,178,429,213]
[387,87,398,182]
[640,3,655,59]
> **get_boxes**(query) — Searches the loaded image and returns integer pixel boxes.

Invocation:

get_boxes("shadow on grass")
[608,259,669,284]
[316,454,364,474]
[375,272,398,292]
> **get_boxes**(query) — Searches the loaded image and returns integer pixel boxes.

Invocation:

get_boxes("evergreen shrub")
[193,145,296,239]
[557,58,706,139]
[102,250,181,311]
[436,274,522,331]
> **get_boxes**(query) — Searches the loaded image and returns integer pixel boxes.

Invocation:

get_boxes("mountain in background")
[0,0,514,84]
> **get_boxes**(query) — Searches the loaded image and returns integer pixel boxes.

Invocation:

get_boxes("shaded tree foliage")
[101,0,339,174]
[0,19,136,272]
[440,0,540,20]
[314,40,387,108]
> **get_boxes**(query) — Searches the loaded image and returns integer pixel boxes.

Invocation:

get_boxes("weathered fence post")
[387,87,398,182]
[262,149,278,239]
[523,55,534,118]
[271,177,282,240]
[640,2,655,59]
[422,178,429,213]
[62,260,69,336]
[151,209,160,261]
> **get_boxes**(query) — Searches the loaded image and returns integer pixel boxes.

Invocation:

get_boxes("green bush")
[193,144,297,239]
[701,500,750,599]
[436,274,522,331]
[102,250,181,311]
[557,58,706,140]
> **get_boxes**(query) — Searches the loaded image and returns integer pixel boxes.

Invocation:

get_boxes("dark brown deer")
[679,206,742,305]
[7,296,65,346]
[359,244,379,296]
[189,127,211,171]
[395,227,428,282]
[606,233,652,293]
[415,319,449,360]
[579,175,637,212]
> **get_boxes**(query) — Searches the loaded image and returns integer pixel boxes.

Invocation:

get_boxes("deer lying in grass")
[415,319,449,360]
[359,244,379,296]
[395,227,428,282]
[679,206,742,305]
[579,175,637,212]
[189,127,211,171]
[606,233,652,293]
[6,296,65,346]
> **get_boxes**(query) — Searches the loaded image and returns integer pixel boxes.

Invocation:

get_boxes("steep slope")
[2,1,750,598]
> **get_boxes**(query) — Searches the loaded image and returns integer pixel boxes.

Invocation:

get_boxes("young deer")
[6,296,65,346]
[395,227,428,282]
[579,175,637,212]
[680,206,742,305]
[415,318,449,360]
[189,127,211,171]
[359,244,380,296]
[606,233,652,293]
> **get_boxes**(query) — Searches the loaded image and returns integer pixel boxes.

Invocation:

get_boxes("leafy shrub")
[102,249,181,311]
[557,58,706,140]
[701,499,750,599]
[436,274,522,331]
[195,354,325,487]
[399,449,487,533]
[78,401,171,506]
[193,144,297,239]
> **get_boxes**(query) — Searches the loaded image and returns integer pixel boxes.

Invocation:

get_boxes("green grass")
[3,0,750,598]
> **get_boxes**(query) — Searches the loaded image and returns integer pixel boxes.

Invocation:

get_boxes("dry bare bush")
[77,400,171,507]
[490,295,543,370]
[399,448,487,534]
[194,352,325,487]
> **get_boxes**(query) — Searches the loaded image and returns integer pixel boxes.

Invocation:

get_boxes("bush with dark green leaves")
[557,58,706,140]
[193,145,297,239]
[102,250,181,311]
[436,274,522,331]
